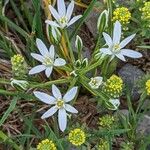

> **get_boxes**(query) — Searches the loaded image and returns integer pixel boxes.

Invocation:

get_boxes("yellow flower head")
[68,128,86,146]
[98,139,109,150]
[141,2,150,21]
[103,75,123,98]
[11,54,27,79]
[113,7,131,25]
[37,139,57,150]
[146,79,150,96]
[98,114,115,129]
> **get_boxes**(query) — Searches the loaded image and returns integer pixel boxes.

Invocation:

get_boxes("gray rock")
[85,11,99,38]
[118,64,145,101]
[137,114,150,137]
[118,109,129,117]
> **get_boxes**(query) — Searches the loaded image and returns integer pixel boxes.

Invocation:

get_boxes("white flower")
[45,0,82,29]
[89,76,103,89]
[108,99,120,110]
[100,21,142,61]
[34,84,78,132]
[29,39,66,77]
[10,78,29,90]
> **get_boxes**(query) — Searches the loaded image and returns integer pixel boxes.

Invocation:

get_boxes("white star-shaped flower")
[45,0,82,29]
[34,84,78,132]
[89,76,103,89]
[29,38,66,77]
[100,21,142,61]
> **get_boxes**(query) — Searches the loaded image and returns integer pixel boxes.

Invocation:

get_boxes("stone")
[118,64,145,101]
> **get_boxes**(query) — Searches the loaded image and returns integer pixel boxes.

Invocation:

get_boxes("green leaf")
[0,96,18,127]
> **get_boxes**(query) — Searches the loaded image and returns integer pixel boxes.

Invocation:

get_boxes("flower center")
[56,99,64,108]
[43,57,53,66]
[112,44,121,53]
[59,16,68,25]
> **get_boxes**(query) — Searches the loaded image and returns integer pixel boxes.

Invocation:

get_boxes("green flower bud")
[98,139,110,150]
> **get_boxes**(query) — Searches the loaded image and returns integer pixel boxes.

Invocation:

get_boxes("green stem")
[63,29,75,63]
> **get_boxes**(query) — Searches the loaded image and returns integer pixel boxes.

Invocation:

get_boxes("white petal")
[45,20,60,27]
[29,65,46,75]
[45,67,53,77]
[49,5,60,21]
[102,32,113,47]
[57,0,66,17]
[41,106,58,119]
[54,58,66,66]
[113,21,121,44]
[63,87,78,102]
[33,91,56,104]
[31,53,44,63]
[109,99,120,110]
[100,48,112,55]
[67,15,82,27]
[36,39,49,56]
[58,109,67,132]
[121,49,142,58]
[52,84,62,99]
[65,104,78,113]
[66,1,74,21]
[49,45,55,59]
[120,34,136,48]
[116,53,126,61]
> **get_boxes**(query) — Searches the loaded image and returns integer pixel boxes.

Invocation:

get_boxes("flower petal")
[100,48,112,55]
[41,106,58,119]
[121,49,142,58]
[57,0,66,17]
[49,5,60,21]
[58,109,67,132]
[120,34,136,48]
[52,84,62,99]
[102,32,113,47]
[67,15,82,27]
[54,58,66,67]
[45,67,53,77]
[66,0,74,21]
[29,65,46,75]
[33,91,56,104]
[63,87,78,102]
[36,39,49,56]
[49,45,55,59]
[65,104,78,113]
[45,20,60,27]
[116,53,126,61]
[31,53,44,63]
[113,21,121,44]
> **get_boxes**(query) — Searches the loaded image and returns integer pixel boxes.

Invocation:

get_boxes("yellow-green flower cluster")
[98,139,109,150]
[112,7,131,25]
[141,2,150,20]
[103,75,123,98]
[68,128,86,146]
[146,79,150,96]
[37,139,57,150]
[11,54,27,79]
[98,114,115,129]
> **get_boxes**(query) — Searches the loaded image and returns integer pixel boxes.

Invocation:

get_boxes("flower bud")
[75,35,83,53]
[97,9,109,33]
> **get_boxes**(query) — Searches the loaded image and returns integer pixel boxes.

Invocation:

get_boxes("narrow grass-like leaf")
[0,96,18,126]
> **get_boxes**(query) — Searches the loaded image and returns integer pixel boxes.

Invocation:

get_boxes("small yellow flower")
[146,79,150,95]
[68,128,86,146]
[11,54,27,79]
[112,7,131,25]
[141,2,150,21]
[37,139,57,150]
[98,139,109,150]
[98,114,115,129]
[103,75,123,98]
